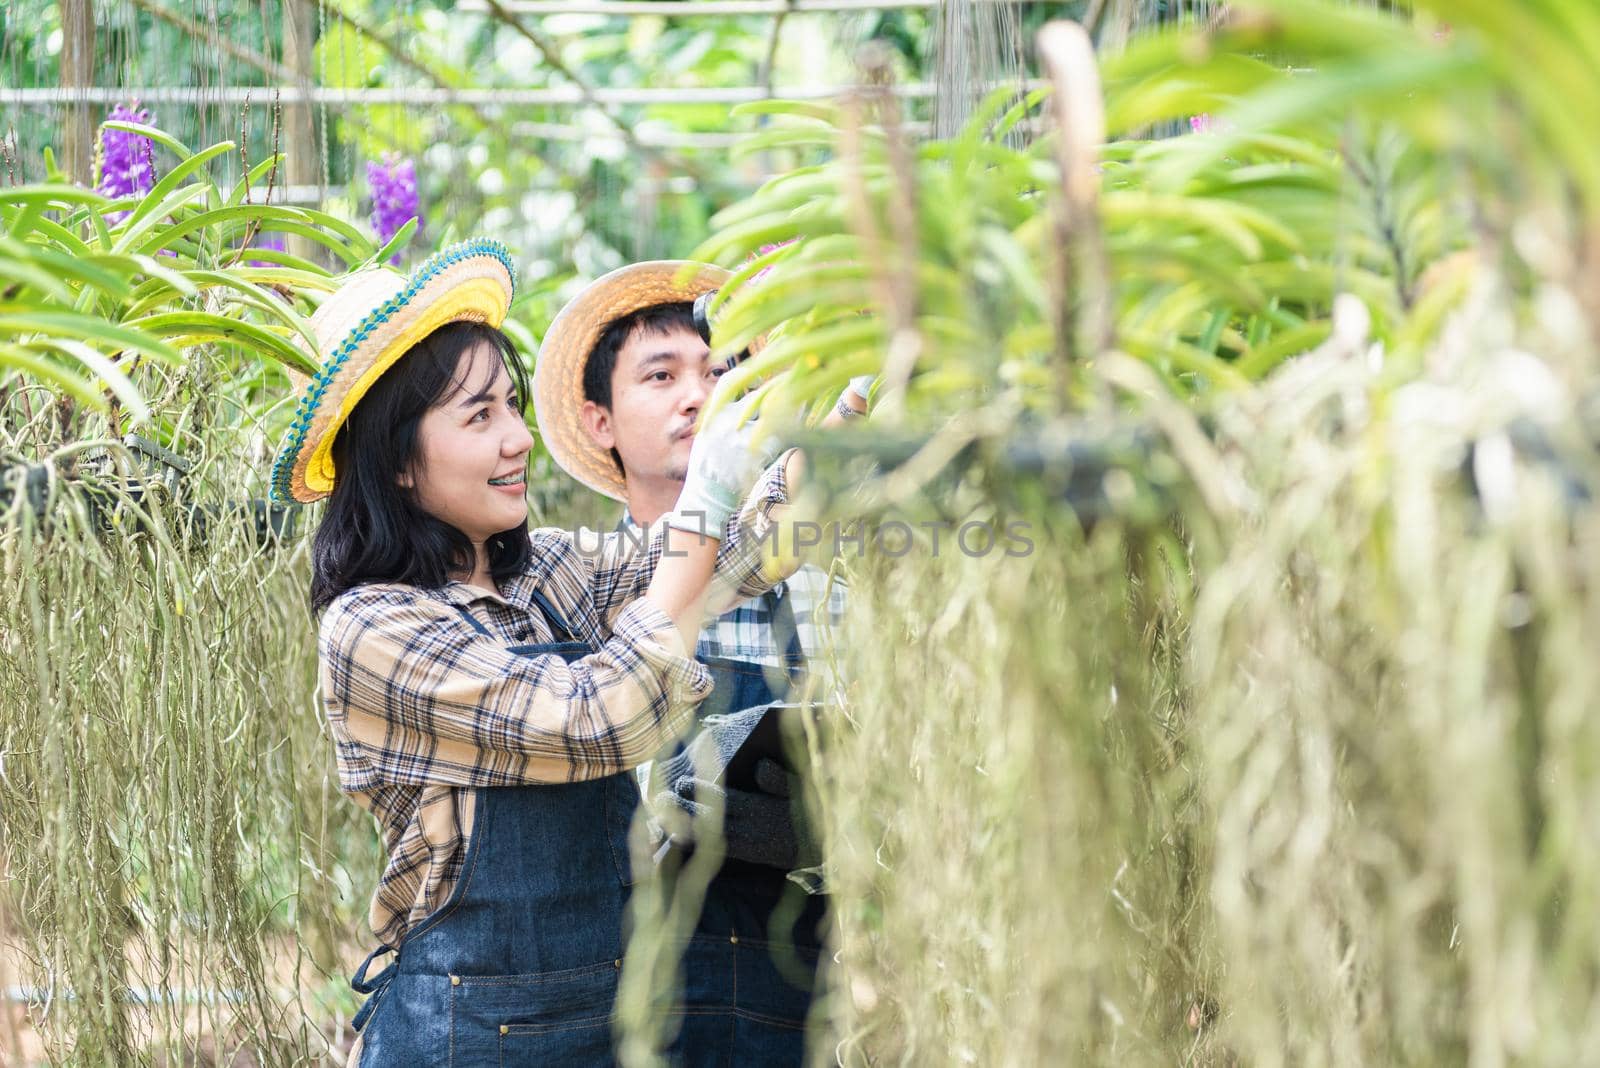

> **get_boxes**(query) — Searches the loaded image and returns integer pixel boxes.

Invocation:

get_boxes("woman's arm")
[577,448,803,630]
[321,586,711,786]
[580,379,815,644]
[641,525,719,652]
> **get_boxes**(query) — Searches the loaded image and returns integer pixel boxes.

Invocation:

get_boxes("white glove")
[663,385,785,540]
[846,375,876,402]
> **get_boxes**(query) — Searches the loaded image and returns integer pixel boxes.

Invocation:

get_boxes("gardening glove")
[753,757,793,798]
[751,758,821,869]
[652,708,819,870]
[663,380,786,540]
[653,704,768,817]
[657,775,805,871]
[649,705,765,853]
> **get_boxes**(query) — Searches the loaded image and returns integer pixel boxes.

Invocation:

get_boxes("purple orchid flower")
[367,156,420,264]
[98,102,156,222]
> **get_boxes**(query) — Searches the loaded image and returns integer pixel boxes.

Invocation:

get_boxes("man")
[534,260,868,1065]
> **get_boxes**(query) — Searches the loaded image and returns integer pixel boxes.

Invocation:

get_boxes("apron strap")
[529,587,584,644]
[765,585,805,671]
[349,944,398,1033]
[452,604,493,638]
[453,594,584,646]
[452,604,493,637]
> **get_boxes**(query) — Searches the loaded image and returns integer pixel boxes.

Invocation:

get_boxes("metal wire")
[457,0,1016,13]
[0,80,1042,107]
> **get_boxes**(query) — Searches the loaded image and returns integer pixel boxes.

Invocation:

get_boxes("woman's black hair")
[309,320,533,613]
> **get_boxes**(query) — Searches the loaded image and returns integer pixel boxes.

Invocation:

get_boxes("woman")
[270,239,798,1066]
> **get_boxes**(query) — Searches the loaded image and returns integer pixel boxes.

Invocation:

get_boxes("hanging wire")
[3,82,1000,104]
[340,0,356,225]
[318,0,332,207]
[929,0,1026,140]
[389,0,404,153]
[192,0,209,159]
[467,0,976,12]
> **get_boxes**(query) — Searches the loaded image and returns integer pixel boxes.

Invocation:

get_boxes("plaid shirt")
[619,514,848,667]
[319,459,792,948]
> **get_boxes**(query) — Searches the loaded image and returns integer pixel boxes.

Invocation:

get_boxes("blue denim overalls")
[350,588,639,1066]
[663,588,829,1067]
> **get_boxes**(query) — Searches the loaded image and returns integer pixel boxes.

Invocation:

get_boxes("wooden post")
[280,0,322,264]
[59,0,95,186]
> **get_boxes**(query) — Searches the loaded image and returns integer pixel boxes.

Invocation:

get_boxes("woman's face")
[407,344,535,547]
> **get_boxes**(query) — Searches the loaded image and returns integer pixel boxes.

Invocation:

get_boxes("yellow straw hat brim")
[271,238,516,504]
[533,260,731,502]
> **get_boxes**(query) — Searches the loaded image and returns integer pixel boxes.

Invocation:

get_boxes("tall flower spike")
[367,155,421,265]
[98,102,156,221]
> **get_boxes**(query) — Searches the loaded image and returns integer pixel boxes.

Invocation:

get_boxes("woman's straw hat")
[270,238,516,504]
[533,260,730,501]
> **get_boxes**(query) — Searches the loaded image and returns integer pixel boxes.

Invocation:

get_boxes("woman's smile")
[488,469,527,491]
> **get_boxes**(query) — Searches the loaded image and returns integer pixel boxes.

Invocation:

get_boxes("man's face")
[580,323,725,492]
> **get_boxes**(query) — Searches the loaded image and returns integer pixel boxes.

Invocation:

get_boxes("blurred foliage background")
[3,0,1062,278]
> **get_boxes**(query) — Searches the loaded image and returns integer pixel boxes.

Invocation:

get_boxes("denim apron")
[350,588,638,1067]
[665,588,829,1067]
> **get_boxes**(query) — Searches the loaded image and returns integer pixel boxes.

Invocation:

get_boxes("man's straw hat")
[270,238,516,504]
[533,260,730,502]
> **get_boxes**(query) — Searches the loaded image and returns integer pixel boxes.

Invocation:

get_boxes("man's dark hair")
[582,301,698,408]
[582,301,698,477]
[309,321,533,612]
